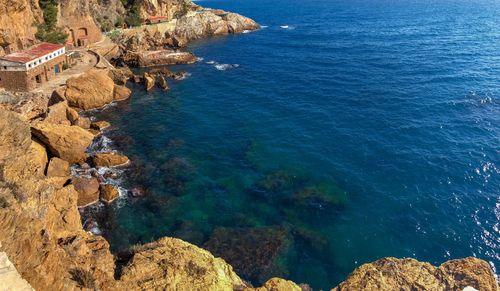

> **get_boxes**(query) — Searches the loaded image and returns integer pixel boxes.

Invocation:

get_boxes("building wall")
[0,47,65,72]
[0,54,67,91]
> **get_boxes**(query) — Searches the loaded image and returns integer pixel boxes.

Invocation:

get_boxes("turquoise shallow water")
[89,0,499,288]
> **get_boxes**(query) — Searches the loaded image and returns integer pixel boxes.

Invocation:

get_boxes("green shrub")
[107,29,121,42]
[125,2,141,27]
[36,0,68,43]
[115,16,125,28]
[0,196,9,208]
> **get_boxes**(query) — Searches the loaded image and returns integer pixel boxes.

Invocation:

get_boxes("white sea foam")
[215,63,239,71]
[196,57,204,62]
[177,72,191,80]
[242,30,251,34]
[280,25,295,30]
[206,60,216,64]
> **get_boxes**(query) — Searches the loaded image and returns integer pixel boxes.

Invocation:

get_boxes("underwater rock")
[161,157,195,195]
[203,226,291,284]
[290,184,347,210]
[256,170,299,193]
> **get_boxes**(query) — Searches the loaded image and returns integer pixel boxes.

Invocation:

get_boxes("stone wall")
[0,54,67,91]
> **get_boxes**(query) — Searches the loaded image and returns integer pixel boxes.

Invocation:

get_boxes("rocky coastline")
[0,0,499,290]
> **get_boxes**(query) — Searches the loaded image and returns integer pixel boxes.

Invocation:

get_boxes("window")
[3,66,6,70]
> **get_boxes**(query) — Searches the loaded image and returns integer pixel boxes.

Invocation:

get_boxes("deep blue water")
[91,0,500,288]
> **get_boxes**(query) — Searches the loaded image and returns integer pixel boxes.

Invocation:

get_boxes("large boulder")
[332,257,499,291]
[44,101,71,125]
[46,157,70,178]
[31,122,94,164]
[72,176,100,207]
[64,70,116,110]
[118,237,247,290]
[114,85,132,101]
[93,152,129,167]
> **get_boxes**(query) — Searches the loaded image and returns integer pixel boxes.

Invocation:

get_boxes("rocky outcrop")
[99,184,119,203]
[108,67,134,85]
[144,73,155,91]
[118,237,248,290]
[158,75,169,89]
[93,152,129,167]
[244,278,303,291]
[113,7,258,67]
[123,49,197,67]
[332,257,499,291]
[91,120,111,130]
[31,121,94,164]
[174,10,259,41]
[59,70,131,110]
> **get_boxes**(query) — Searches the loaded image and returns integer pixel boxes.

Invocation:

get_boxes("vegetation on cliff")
[35,0,68,43]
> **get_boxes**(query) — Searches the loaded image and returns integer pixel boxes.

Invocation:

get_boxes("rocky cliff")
[138,0,198,21]
[0,0,42,55]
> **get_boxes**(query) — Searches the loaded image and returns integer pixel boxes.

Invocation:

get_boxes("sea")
[88,0,500,288]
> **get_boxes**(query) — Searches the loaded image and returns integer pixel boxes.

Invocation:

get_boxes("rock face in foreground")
[332,257,499,291]
[119,237,247,290]
[0,248,34,290]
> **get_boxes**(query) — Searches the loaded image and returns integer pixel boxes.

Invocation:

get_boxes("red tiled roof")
[147,15,168,21]
[0,42,64,64]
